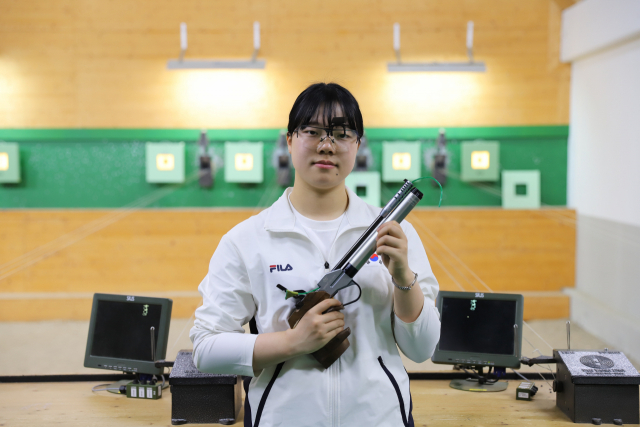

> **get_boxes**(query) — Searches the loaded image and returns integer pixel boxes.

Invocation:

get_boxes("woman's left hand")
[376,221,414,286]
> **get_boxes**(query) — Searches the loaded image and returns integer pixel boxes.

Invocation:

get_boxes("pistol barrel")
[332,180,415,272]
[345,188,423,272]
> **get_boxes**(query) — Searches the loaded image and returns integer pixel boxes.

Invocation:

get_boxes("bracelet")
[392,271,418,291]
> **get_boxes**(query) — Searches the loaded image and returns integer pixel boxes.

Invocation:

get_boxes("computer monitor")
[84,293,172,376]
[431,291,524,391]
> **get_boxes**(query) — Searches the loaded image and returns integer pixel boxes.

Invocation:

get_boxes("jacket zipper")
[313,240,338,427]
[291,227,345,427]
[321,247,337,427]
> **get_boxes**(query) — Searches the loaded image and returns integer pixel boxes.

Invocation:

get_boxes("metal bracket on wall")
[167,22,265,70]
[388,21,486,72]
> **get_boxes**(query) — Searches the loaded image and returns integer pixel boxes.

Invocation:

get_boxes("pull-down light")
[167,22,265,70]
[388,21,486,72]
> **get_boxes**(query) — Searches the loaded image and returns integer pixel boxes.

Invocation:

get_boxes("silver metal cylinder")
[348,192,421,271]
[380,180,413,217]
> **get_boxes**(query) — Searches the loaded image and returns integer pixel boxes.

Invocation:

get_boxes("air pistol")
[287,179,424,369]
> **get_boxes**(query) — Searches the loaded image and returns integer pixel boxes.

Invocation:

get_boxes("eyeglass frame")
[290,124,361,151]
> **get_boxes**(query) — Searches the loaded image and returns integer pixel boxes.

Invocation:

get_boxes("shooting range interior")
[1,0,639,426]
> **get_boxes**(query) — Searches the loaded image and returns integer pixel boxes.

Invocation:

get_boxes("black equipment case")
[553,350,640,424]
[169,349,242,425]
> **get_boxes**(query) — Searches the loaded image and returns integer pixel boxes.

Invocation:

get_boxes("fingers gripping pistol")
[287,180,424,369]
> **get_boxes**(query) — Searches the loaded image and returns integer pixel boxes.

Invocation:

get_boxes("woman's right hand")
[286,298,345,356]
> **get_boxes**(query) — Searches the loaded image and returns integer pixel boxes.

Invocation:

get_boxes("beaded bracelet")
[392,271,418,291]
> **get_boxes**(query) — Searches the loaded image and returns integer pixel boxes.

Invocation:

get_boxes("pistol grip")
[286,291,351,369]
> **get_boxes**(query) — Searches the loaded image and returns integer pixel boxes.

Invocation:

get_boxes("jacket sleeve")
[189,234,258,377]
[392,221,441,363]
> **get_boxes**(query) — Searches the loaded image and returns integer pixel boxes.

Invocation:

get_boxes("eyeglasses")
[294,125,359,153]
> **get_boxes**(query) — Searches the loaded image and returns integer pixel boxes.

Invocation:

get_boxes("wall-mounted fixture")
[429,129,448,186]
[388,21,486,72]
[167,22,265,70]
[224,141,263,183]
[146,142,185,183]
[272,130,292,187]
[345,171,381,208]
[502,170,540,209]
[460,140,500,182]
[197,130,213,188]
[382,141,421,182]
[0,142,20,183]
[354,135,373,172]
[392,152,412,170]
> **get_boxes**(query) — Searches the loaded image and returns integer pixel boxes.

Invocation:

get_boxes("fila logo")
[270,264,293,273]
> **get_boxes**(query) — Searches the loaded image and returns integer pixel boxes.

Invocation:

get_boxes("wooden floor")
[0,380,599,426]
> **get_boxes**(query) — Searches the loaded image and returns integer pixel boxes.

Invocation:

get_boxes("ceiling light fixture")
[167,22,265,70]
[388,21,486,72]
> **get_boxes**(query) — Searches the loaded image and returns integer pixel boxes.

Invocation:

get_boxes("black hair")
[287,83,364,139]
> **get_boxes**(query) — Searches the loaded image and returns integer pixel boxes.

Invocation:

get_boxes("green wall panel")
[0,126,568,208]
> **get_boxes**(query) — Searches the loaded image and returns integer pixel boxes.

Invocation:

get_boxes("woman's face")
[287,105,359,191]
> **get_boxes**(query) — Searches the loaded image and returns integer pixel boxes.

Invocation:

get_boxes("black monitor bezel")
[431,291,523,369]
[84,293,172,375]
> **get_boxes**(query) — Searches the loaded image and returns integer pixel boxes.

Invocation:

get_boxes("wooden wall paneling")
[0,295,202,322]
[0,0,576,128]
[408,209,576,292]
[0,210,256,294]
[0,208,575,321]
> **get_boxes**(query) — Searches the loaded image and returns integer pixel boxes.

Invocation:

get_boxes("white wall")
[563,0,640,362]
[567,36,640,227]
[561,0,640,62]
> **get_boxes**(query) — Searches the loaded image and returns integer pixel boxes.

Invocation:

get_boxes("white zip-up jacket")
[190,187,441,427]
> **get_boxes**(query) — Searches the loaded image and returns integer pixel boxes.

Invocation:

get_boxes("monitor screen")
[90,300,163,361]
[431,291,524,369]
[84,294,172,375]
[439,297,516,355]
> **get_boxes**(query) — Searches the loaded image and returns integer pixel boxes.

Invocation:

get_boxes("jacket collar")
[264,186,376,232]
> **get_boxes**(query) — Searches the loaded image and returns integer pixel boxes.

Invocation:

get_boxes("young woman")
[190,83,441,427]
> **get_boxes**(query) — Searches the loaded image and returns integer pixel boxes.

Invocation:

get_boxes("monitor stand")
[449,366,508,392]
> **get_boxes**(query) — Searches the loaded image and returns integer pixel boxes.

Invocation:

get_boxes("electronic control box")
[126,383,162,400]
[169,350,242,425]
[516,381,537,401]
[553,350,640,424]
